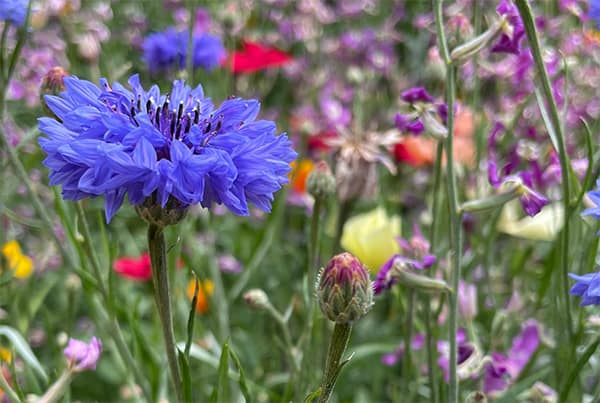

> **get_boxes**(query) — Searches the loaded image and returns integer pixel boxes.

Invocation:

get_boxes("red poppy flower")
[113,253,152,281]
[227,40,292,73]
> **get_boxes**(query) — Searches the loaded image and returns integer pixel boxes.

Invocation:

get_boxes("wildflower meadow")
[1,0,600,402]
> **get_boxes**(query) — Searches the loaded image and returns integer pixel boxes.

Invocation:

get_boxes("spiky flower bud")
[316,252,374,324]
[306,160,335,200]
[135,196,188,228]
[40,67,68,119]
[243,289,270,310]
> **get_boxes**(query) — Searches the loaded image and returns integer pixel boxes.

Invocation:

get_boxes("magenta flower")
[483,320,540,395]
[64,337,102,372]
[374,224,436,294]
[491,0,526,55]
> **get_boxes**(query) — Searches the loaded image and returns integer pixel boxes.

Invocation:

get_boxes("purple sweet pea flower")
[217,254,243,274]
[64,337,102,372]
[381,333,425,366]
[487,122,549,217]
[458,281,478,321]
[484,320,540,395]
[395,113,425,135]
[491,0,526,55]
[374,224,436,294]
[568,271,600,306]
[438,329,480,382]
[401,87,435,104]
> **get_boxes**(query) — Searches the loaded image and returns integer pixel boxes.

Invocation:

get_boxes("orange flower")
[289,159,314,193]
[186,279,214,314]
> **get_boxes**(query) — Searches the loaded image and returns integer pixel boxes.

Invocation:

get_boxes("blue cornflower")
[143,28,225,73]
[569,271,600,306]
[590,0,600,29]
[38,74,297,222]
[0,0,27,27]
[582,186,600,222]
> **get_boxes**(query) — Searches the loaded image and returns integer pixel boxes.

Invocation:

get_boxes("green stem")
[147,224,182,403]
[434,1,462,401]
[402,289,415,397]
[265,303,298,371]
[333,199,355,253]
[0,364,21,403]
[515,0,573,342]
[185,1,194,81]
[37,371,73,403]
[423,297,438,403]
[318,323,352,403]
[76,204,152,402]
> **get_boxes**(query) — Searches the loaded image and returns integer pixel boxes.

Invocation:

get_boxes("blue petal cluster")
[569,271,600,306]
[143,28,225,73]
[38,74,297,222]
[590,0,600,29]
[0,0,27,27]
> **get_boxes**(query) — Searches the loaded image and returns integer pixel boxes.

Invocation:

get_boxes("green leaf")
[559,334,600,401]
[494,367,552,403]
[304,387,321,403]
[0,326,48,383]
[229,346,252,403]
[178,349,192,403]
[210,340,229,403]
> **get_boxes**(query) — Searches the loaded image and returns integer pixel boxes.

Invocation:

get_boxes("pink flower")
[64,337,102,372]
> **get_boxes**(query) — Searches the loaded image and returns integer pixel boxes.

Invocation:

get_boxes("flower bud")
[306,160,335,200]
[243,289,270,310]
[40,67,68,119]
[316,253,374,324]
[135,196,188,228]
[450,18,504,63]
[465,391,487,403]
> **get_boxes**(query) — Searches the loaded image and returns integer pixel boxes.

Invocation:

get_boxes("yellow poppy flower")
[341,207,401,272]
[1,241,33,279]
[497,200,563,241]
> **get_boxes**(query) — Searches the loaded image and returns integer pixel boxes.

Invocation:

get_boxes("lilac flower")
[483,321,540,395]
[492,0,526,55]
[381,333,425,366]
[217,254,242,274]
[0,0,27,27]
[143,28,225,73]
[395,87,448,138]
[38,75,297,222]
[458,281,477,321]
[487,122,549,217]
[437,329,480,382]
[568,271,600,305]
[401,87,435,103]
[374,224,436,294]
[589,0,600,28]
[64,337,102,372]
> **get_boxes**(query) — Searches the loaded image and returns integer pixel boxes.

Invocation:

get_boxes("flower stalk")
[514,0,573,341]
[433,0,463,401]
[147,224,182,403]
[318,322,352,403]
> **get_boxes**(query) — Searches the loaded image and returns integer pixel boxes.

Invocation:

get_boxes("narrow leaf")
[229,346,252,403]
[210,340,229,403]
[0,326,48,382]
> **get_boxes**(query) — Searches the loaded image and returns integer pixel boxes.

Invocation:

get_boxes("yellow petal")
[1,240,22,261]
[497,200,564,241]
[341,207,401,272]
[0,347,11,363]
[13,255,33,279]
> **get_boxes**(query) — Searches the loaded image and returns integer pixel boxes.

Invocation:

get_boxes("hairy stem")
[148,224,182,402]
